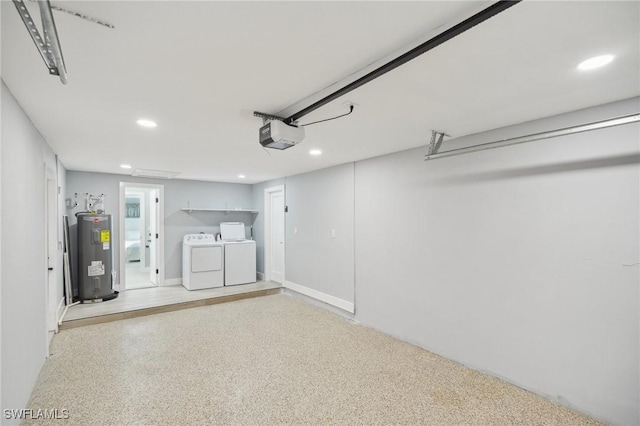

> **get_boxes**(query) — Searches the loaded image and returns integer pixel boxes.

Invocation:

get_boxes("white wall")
[284,164,355,309]
[251,97,639,424]
[66,171,254,282]
[0,7,4,408]
[1,82,59,422]
[0,23,4,409]
[354,98,639,425]
[251,166,356,311]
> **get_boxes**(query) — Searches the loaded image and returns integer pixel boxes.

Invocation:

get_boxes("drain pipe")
[58,302,79,326]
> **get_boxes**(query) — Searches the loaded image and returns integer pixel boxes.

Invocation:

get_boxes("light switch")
[331,229,336,238]
[294,227,298,235]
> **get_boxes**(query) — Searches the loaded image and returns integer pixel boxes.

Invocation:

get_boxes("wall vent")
[131,169,180,179]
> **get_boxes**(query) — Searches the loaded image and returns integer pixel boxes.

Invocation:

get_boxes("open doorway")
[119,183,164,290]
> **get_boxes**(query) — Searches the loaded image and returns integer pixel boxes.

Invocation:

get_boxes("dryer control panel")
[183,234,215,243]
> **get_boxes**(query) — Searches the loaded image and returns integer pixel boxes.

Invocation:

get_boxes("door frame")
[44,164,59,352]
[119,182,165,290]
[147,188,159,286]
[264,185,285,282]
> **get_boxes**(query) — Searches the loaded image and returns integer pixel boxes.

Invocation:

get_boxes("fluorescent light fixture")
[120,164,132,169]
[136,119,157,128]
[238,174,246,179]
[309,149,322,156]
[577,54,614,71]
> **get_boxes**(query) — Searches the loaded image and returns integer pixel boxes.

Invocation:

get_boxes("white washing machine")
[220,222,256,286]
[182,234,224,290]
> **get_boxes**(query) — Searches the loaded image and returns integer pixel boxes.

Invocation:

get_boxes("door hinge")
[284,205,288,213]
[155,233,159,239]
[155,269,159,274]
[156,197,159,203]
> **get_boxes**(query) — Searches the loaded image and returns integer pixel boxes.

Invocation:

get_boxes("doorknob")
[48,267,54,271]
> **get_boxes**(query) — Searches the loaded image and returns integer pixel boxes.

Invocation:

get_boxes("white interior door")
[269,191,285,283]
[149,189,158,285]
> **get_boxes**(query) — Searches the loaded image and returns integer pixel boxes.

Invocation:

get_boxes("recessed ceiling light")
[238,174,246,179]
[120,164,132,169]
[309,149,322,156]
[577,54,614,71]
[136,118,157,128]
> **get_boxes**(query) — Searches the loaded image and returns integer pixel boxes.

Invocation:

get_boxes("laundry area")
[182,222,257,290]
[58,175,266,326]
[1,1,639,425]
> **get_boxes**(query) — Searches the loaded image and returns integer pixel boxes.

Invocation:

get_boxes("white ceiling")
[2,1,639,184]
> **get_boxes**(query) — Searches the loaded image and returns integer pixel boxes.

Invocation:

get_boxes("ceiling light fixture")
[577,54,614,71]
[120,164,132,169]
[238,174,246,179]
[136,119,157,128]
[309,149,322,156]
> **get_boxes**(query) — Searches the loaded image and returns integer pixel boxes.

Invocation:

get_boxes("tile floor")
[29,294,601,425]
[64,281,282,321]
[124,261,153,289]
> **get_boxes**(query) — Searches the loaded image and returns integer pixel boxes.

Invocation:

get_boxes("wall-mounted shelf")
[181,208,259,214]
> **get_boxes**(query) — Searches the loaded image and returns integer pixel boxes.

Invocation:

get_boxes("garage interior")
[1,1,638,425]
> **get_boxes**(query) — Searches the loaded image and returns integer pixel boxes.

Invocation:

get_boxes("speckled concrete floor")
[26,294,600,425]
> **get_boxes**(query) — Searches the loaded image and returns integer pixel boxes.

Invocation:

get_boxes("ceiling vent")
[131,169,180,179]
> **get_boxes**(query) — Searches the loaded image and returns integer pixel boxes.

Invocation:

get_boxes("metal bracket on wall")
[424,113,640,161]
[13,0,67,84]
[27,0,115,29]
[253,111,286,125]
[427,131,448,156]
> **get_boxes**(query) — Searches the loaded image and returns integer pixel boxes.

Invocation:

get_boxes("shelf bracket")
[427,131,448,156]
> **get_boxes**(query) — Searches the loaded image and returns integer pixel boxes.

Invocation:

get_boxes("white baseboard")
[56,297,65,321]
[256,272,265,281]
[163,278,182,286]
[284,280,354,313]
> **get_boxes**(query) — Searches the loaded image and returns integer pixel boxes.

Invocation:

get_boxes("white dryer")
[220,222,256,286]
[182,234,224,290]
